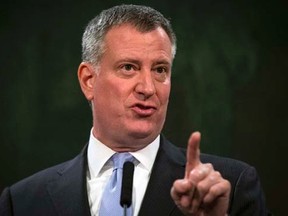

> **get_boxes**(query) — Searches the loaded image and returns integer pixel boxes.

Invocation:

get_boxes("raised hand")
[170,132,231,216]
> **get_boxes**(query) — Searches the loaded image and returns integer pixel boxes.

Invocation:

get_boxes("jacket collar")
[46,146,91,216]
[138,135,186,216]
[46,135,185,216]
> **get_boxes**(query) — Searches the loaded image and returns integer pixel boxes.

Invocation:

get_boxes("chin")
[128,127,158,140]
[125,119,163,140]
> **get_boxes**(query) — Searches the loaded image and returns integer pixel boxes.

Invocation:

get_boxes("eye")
[155,66,167,74]
[123,64,134,71]
[153,66,170,82]
[118,63,138,77]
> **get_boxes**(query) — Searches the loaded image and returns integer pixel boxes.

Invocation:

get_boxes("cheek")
[98,79,131,107]
[158,85,171,105]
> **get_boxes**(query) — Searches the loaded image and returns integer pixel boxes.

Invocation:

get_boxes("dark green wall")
[1,0,287,214]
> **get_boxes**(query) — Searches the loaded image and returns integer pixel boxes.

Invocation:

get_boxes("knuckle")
[190,168,201,179]
[197,182,209,194]
[215,170,221,176]
[213,171,221,178]
[208,171,221,182]
[209,185,219,196]
[197,182,205,191]
[206,163,213,170]
[224,179,231,189]
[208,174,216,182]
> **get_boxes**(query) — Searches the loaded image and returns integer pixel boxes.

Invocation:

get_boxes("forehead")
[107,23,167,36]
[103,24,173,59]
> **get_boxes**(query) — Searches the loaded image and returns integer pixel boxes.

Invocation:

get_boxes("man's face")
[88,24,173,150]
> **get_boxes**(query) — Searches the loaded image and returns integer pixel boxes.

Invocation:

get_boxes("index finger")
[185,131,201,178]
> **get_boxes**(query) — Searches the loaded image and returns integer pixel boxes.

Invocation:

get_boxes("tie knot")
[112,153,134,169]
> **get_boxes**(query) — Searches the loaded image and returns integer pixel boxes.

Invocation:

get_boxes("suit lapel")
[138,136,186,216]
[45,138,186,216]
[46,146,91,216]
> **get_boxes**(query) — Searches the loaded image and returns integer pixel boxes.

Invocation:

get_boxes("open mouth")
[131,104,156,117]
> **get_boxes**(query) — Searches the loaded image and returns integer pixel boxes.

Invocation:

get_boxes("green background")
[1,0,287,214]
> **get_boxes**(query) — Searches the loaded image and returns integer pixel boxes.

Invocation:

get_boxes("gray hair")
[81,4,177,66]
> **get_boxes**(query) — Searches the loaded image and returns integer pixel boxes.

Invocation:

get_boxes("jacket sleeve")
[228,166,271,215]
[0,187,13,216]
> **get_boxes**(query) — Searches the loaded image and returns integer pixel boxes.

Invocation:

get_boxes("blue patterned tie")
[99,153,134,216]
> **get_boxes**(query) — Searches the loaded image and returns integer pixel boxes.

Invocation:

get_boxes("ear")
[78,62,96,101]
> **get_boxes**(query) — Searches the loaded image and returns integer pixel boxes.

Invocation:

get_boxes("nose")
[135,70,156,100]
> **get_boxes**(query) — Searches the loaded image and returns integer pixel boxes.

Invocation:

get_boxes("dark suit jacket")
[0,136,269,215]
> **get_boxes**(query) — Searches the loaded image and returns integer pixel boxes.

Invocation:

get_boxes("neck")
[92,129,158,152]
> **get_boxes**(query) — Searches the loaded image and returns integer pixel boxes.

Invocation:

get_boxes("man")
[0,4,269,216]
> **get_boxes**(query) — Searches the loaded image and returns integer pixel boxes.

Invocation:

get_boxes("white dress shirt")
[86,129,160,216]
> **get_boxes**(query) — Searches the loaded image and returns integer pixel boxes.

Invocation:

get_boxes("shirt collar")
[87,128,160,180]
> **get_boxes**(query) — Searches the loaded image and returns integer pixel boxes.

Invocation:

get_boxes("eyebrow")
[114,58,141,65]
[114,58,172,67]
[153,60,171,65]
